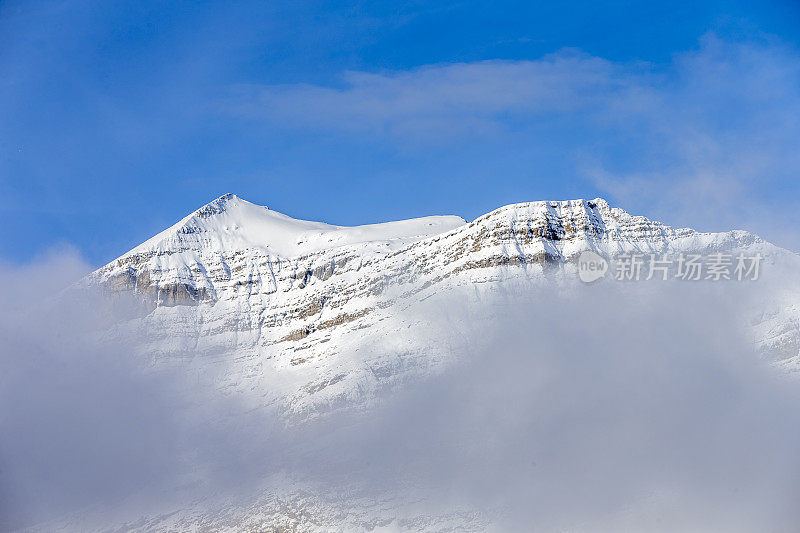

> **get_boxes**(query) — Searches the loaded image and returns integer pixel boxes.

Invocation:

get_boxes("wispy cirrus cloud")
[229,50,630,142]
[228,33,800,250]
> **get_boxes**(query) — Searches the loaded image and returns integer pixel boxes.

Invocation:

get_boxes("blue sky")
[2,0,800,265]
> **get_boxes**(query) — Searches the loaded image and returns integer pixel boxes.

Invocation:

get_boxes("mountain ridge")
[83,195,800,419]
[122,193,468,260]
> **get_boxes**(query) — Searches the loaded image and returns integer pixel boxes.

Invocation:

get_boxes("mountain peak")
[193,193,249,219]
[119,193,466,259]
[588,197,611,211]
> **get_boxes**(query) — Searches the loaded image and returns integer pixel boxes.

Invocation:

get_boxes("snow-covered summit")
[126,193,467,258]
[88,194,800,418]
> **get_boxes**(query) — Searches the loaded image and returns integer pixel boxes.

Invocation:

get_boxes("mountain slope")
[86,194,800,417]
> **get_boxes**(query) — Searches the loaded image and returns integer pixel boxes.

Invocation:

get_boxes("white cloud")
[336,283,800,531]
[229,33,800,250]
[0,249,287,529]
[3,250,800,530]
[232,50,627,142]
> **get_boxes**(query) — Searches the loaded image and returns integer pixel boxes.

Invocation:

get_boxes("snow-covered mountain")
[87,194,800,418]
[27,193,796,532]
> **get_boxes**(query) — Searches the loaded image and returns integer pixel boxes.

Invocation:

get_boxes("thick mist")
[0,252,288,530]
[328,282,800,531]
[2,251,800,531]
